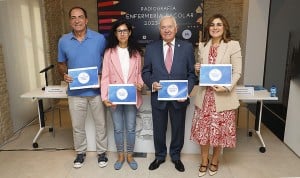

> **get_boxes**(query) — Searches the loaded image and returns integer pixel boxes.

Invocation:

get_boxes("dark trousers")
[152,102,187,161]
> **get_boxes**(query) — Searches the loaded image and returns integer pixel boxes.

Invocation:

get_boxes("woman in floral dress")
[191,14,242,177]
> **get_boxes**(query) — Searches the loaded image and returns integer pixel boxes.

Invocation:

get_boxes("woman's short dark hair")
[202,14,231,44]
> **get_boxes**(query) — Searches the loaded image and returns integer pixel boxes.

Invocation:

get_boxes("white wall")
[0,0,47,131]
[243,0,270,85]
[284,78,300,156]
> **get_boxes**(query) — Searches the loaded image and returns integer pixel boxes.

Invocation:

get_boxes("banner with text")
[97,0,204,46]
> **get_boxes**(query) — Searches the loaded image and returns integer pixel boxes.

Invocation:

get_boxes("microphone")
[40,64,54,73]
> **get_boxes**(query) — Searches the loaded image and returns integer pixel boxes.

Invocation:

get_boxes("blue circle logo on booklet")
[209,69,222,81]
[78,72,90,84]
[116,88,128,100]
[167,84,179,96]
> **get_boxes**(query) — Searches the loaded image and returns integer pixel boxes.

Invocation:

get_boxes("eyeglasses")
[209,23,223,27]
[116,29,129,34]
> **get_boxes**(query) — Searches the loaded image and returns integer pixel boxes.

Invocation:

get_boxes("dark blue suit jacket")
[142,39,196,110]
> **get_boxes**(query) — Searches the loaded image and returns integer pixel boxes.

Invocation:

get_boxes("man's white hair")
[159,15,177,27]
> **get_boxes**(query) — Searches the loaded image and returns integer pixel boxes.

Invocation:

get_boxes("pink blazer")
[101,48,144,108]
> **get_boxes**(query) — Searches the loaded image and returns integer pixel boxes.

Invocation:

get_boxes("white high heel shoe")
[198,164,208,177]
[208,163,218,176]
[198,159,209,177]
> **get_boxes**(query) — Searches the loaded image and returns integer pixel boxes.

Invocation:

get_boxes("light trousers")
[68,95,107,154]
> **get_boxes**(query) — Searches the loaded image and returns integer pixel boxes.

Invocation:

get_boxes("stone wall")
[204,0,244,41]
[42,0,65,85]
[0,44,13,145]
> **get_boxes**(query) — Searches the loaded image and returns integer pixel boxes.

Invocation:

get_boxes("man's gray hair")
[159,15,177,27]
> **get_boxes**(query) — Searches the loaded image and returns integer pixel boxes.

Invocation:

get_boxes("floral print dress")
[190,45,236,148]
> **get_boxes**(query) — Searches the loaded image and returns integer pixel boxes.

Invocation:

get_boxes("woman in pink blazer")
[101,19,144,170]
[190,14,242,176]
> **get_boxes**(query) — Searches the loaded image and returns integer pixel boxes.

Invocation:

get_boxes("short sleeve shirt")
[58,29,106,96]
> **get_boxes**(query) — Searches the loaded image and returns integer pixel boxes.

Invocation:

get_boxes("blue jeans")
[109,105,137,153]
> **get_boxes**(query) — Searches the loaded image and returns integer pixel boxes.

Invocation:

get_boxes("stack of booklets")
[235,86,254,96]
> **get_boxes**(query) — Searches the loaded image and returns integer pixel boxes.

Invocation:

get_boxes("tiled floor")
[0,106,299,178]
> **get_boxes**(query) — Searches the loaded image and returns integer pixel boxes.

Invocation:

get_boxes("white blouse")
[117,46,130,83]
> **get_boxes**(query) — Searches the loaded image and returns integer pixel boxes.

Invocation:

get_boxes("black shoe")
[148,159,165,170]
[73,153,86,169]
[98,153,108,168]
[172,160,185,172]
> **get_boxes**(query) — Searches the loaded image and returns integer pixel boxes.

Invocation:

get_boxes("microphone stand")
[40,64,54,90]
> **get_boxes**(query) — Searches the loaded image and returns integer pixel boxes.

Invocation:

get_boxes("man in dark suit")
[142,16,196,172]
